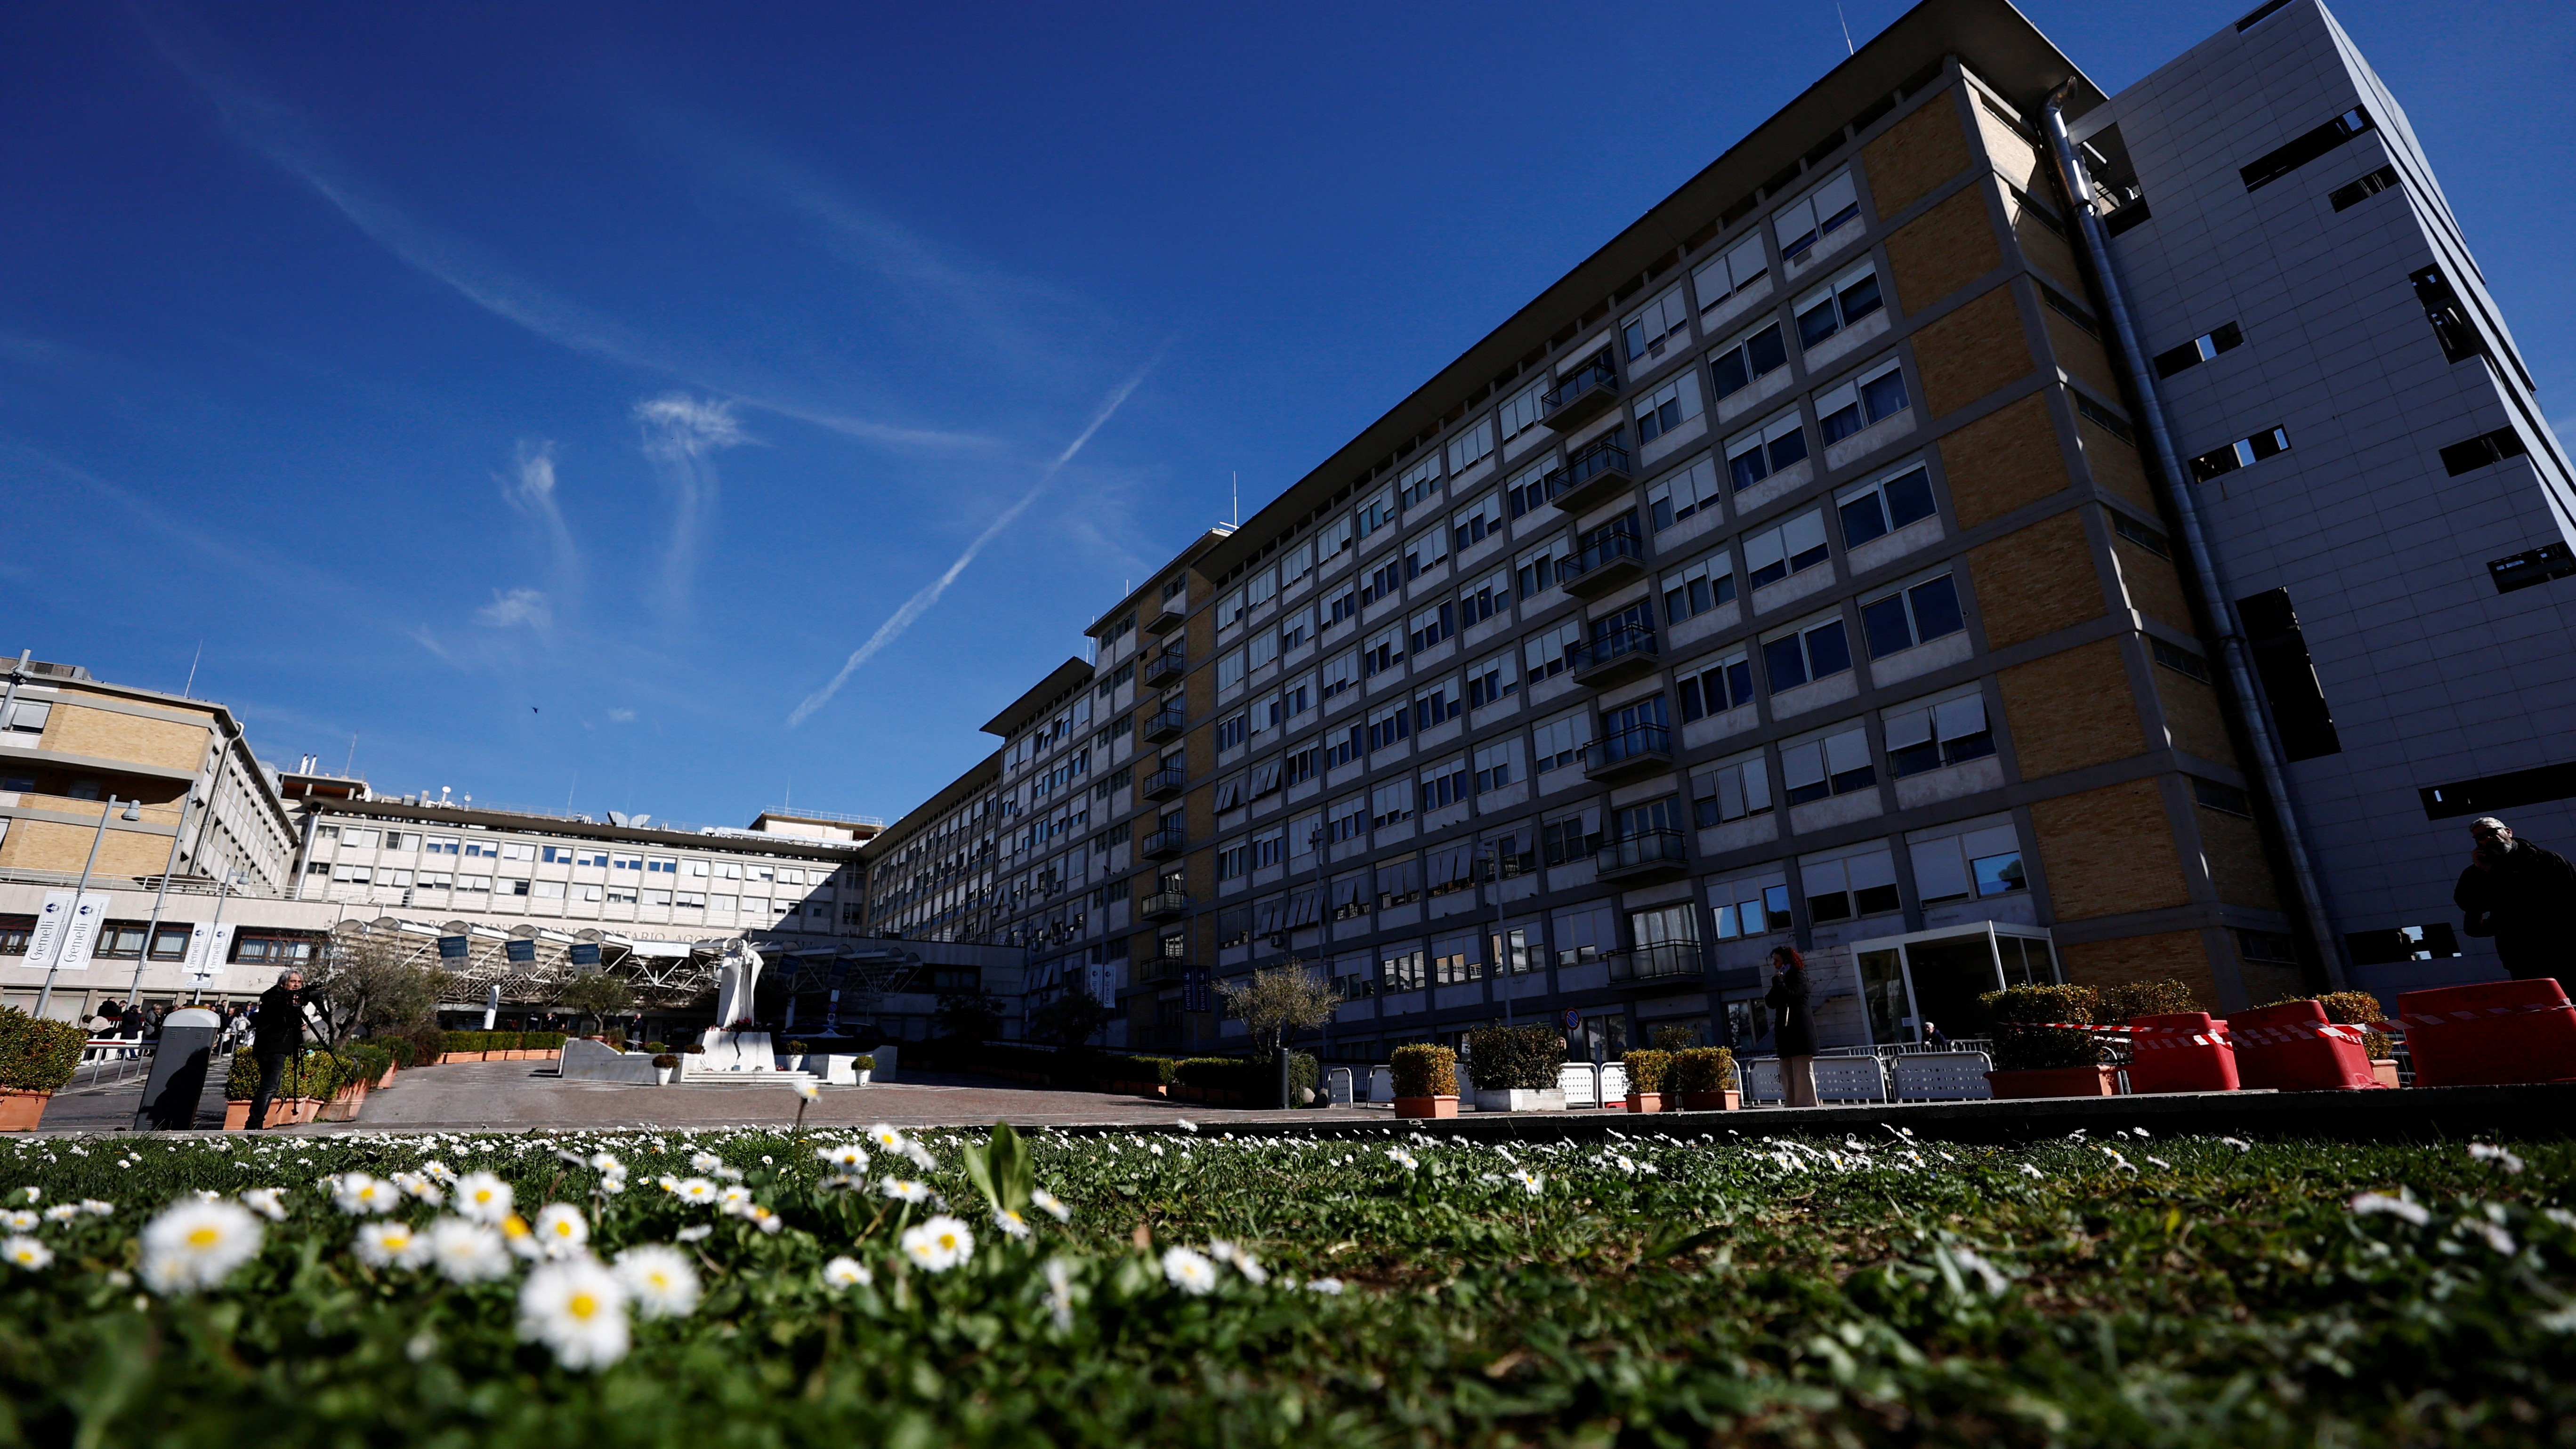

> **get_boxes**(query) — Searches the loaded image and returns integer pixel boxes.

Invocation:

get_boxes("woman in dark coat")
[1764,945,1818,1107]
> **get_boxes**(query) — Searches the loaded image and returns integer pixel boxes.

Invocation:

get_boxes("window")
[1246,565,1278,609]
[1859,574,1964,657]
[606,887,638,906]
[1216,648,1245,692]
[1647,455,1721,531]
[2239,105,2374,191]
[2188,426,2290,482]
[1523,618,1581,680]
[1677,648,1756,722]
[1365,699,1411,753]
[1744,508,1830,588]
[2192,777,2253,816]
[1246,629,1279,672]
[1277,604,1315,654]
[2112,511,2171,556]
[1215,773,1248,813]
[1909,820,2025,902]
[1514,538,1565,597]
[0,699,48,735]
[1725,411,1809,491]
[1413,676,1462,731]
[1441,418,1496,477]
[1362,625,1405,676]
[1709,318,1790,401]
[1281,675,1315,722]
[611,855,642,872]
[2439,426,2529,477]
[341,829,380,849]
[1217,840,1248,880]
[1283,746,1318,789]
[1541,806,1601,866]
[1781,723,1874,805]
[1504,461,1553,518]
[1459,568,1512,628]
[1321,650,1359,700]
[1473,737,1520,792]
[1532,708,1592,772]
[2152,638,2211,681]
[1836,462,1937,547]
[1452,491,1503,553]
[1219,588,1246,630]
[1814,358,1909,443]
[642,888,670,906]
[1774,167,1859,264]
[2237,588,2341,760]
[1662,550,1737,624]
[1793,262,1883,349]
[1762,613,1853,692]
[1802,845,1898,922]
[1407,601,1455,653]
[1380,944,1427,992]
[425,837,460,856]
[1217,713,1248,752]
[1354,485,1397,539]
[1467,650,1518,707]
[1420,755,1468,812]
[1882,689,1995,777]
[1322,720,1363,771]
[1498,377,1550,441]
[1622,282,1690,362]
[1397,455,1441,509]
[1284,538,1316,584]
[1370,779,1415,829]
[1693,752,1772,827]
[1217,907,1253,949]
[1317,513,1355,561]
[1634,372,1702,443]
[1552,900,1617,966]
[1691,232,1770,317]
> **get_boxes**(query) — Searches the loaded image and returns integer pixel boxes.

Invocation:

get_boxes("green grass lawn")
[1,1121,2568,1447]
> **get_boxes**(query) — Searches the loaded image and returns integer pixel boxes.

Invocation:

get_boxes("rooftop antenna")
[182,641,202,699]
[1231,472,1239,528]
[343,733,357,778]
[565,772,578,813]
[1836,3,1854,55]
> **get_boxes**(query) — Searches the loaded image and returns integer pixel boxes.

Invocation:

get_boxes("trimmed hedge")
[223,1049,346,1103]
[1620,1049,1673,1095]
[0,1006,87,1094]
[1981,983,2108,1071]
[1463,1024,1561,1090]
[1672,1046,1738,1093]
[1390,1044,1456,1098]
[2276,990,2396,1060]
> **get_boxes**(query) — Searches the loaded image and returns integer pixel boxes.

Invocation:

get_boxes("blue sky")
[5,1,2569,830]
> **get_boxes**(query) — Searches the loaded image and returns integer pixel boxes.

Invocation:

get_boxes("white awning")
[624,939,694,958]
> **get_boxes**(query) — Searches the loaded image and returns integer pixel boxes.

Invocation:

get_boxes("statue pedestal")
[688,1028,777,1075]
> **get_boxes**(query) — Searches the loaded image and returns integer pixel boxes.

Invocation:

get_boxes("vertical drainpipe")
[2041,85,2350,991]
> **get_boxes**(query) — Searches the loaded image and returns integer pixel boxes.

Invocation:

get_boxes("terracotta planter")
[2370,1058,2401,1089]
[0,1088,53,1132]
[318,1089,364,1123]
[1624,1091,1664,1114]
[224,1100,252,1131]
[1986,1066,2121,1099]
[1679,1089,1740,1111]
[376,1063,398,1090]
[1392,1095,1458,1119]
[287,1097,325,1124]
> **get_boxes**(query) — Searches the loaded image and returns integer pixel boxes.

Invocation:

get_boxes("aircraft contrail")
[786,360,1158,729]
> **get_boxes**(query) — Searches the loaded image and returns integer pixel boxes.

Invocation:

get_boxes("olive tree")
[1214,960,1339,1056]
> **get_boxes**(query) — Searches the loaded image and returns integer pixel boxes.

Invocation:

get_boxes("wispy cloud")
[475,588,553,630]
[606,708,637,723]
[500,440,581,599]
[788,358,1160,728]
[633,394,746,613]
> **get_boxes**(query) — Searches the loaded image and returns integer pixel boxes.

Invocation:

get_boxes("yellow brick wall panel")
[2152,668,2240,771]
[2058,931,2221,1009]
[1882,186,2002,315]
[1965,510,2104,651]
[2029,779,2192,918]
[1936,391,2066,528]
[1975,105,2047,194]
[2042,309,2123,401]
[1996,639,2145,778]
[2195,805,2282,911]
[45,705,208,773]
[2014,211,2087,295]
[1862,91,1974,215]
[2112,537,2196,636]
[2078,417,2158,511]
[1912,287,2035,419]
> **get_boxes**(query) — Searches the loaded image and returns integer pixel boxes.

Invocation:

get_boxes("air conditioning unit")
[24,661,89,681]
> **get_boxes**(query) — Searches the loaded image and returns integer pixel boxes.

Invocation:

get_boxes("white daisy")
[867,1125,908,1153]
[880,1177,930,1203]
[676,1224,713,1243]
[1161,1246,1218,1295]
[332,1173,397,1216]
[793,1080,821,1102]
[16,1187,37,1203]
[41,1205,79,1224]
[501,1213,543,1261]
[139,1199,264,1295]
[1304,1276,1345,1294]
[817,1143,870,1169]
[822,1256,872,1288]
[2350,1191,2430,1226]
[689,1151,723,1172]
[454,1172,514,1224]
[588,1152,625,1175]
[743,1205,783,1235]
[1042,1257,1075,1331]
[354,1220,431,1270]
[1208,1240,1268,1285]
[2,1236,50,1271]
[675,1178,719,1205]
[516,1258,630,1370]
[613,1245,701,1319]
[1031,1188,1070,1222]
[0,1210,33,1232]
[900,1215,974,1272]
[426,1217,512,1284]
[716,1184,753,1210]
[992,1207,1031,1240]
[79,1199,113,1217]
[1511,1168,1546,1196]
[534,1202,589,1258]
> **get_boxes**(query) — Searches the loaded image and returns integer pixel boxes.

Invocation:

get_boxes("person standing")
[246,970,314,1131]
[2455,817,2576,994]
[1765,946,1818,1108]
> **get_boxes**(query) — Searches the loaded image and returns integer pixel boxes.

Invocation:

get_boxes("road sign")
[1561,1008,1581,1031]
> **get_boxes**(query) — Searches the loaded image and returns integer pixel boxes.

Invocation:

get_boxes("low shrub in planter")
[1173,1057,1259,1096]
[787,1040,810,1055]
[377,1037,415,1070]
[651,1054,680,1070]
[223,1049,342,1103]
[1290,1052,1318,1104]
[1101,1055,1178,1087]
[2309,990,2395,1060]
[1390,1044,1456,1099]
[343,1043,394,1085]
[643,1040,668,1055]
[856,1055,876,1072]
[0,1006,86,1095]
[1621,1049,1673,1096]
[1980,983,2108,1071]
[683,1043,706,1055]
[1464,1024,1562,1090]
[1649,1023,1699,1052]
[405,1026,446,1065]
[2099,979,2200,1022]
[1672,1046,1737,1093]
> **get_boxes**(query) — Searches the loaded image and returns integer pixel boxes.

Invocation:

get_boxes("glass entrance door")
[1903,935,2004,1041]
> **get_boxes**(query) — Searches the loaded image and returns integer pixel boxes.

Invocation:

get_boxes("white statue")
[713,939,764,1028]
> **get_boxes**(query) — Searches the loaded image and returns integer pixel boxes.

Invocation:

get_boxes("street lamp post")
[36,794,140,1019]
[190,870,245,1005]
[127,791,198,1009]
[1486,841,1513,1028]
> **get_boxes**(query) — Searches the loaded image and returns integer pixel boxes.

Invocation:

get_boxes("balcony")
[1140,825,1188,861]
[1581,723,1675,784]
[1542,436,1637,515]
[1144,592,1187,634]
[1595,828,1691,885]
[1142,645,1187,688]
[1542,353,1620,433]
[1569,623,1660,689]
[1140,763,1187,801]
[1139,890,1191,922]
[1135,955,1185,984]
[1608,938,1703,982]
[1142,703,1187,743]
[1559,530,1648,599]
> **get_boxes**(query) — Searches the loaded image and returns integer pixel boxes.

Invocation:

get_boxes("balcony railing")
[1608,939,1703,981]
[1139,890,1191,921]
[1140,763,1188,801]
[1142,703,1187,743]
[1145,594,1187,634]
[1542,436,1637,515]
[1559,529,1648,598]
[1569,624,1659,687]
[1580,722,1675,782]
[1135,955,1186,984]
[1542,354,1620,432]
[1596,828,1691,883]
[1142,646,1187,687]
[1141,825,1188,860]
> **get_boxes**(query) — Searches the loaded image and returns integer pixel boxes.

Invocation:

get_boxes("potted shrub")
[1463,1024,1566,1111]
[856,1053,876,1086]
[652,1053,680,1086]
[1672,1046,1740,1111]
[2318,990,2401,1087]
[0,1006,86,1132]
[1390,1044,1458,1119]
[1621,1049,1673,1112]
[1981,984,2118,1097]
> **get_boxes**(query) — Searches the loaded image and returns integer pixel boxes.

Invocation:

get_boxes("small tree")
[1027,985,1112,1049]
[1214,961,1338,1057]
[936,989,1005,1042]
[555,973,635,1037]
[307,939,440,1042]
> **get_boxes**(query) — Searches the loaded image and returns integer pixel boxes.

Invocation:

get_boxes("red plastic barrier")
[2399,979,2576,1087]
[2229,998,2377,1091]
[2125,1012,2238,1094]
